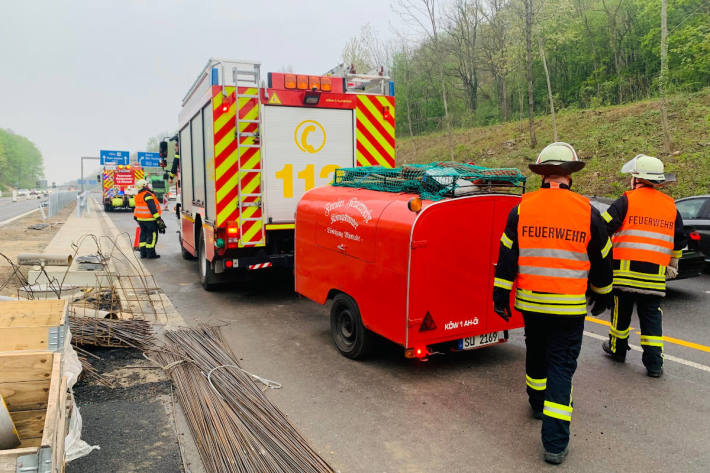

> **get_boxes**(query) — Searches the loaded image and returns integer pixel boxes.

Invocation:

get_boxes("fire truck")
[101,163,145,211]
[176,58,395,290]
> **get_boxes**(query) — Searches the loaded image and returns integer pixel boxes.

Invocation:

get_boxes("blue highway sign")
[138,152,162,168]
[100,150,129,165]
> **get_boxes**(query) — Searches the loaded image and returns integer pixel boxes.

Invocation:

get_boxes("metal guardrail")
[45,191,77,218]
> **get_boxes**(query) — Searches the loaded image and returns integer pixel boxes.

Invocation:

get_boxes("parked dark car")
[590,197,705,280]
[675,195,710,262]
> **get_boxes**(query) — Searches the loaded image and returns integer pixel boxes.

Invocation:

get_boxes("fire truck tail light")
[404,346,429,359]
[321,77,332,91]
[284,74,297,89]
[225,260,233,268]
[689,231,701,241]
[226,221,240,248]
[297,75,309,89]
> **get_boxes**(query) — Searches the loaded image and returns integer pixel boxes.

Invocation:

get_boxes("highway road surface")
[108,207,710,473]
[0,196,45,224]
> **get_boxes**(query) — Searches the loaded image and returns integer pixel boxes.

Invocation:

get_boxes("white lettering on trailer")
[330,213,359,228]
[324,200,345,216]
[347,198,373,224]
[444,317,480,330]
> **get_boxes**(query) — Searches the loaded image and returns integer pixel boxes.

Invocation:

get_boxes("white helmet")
[621,154,666,183]
[135,179,149,189]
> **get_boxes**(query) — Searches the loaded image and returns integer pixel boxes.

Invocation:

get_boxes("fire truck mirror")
[159,141,168,158]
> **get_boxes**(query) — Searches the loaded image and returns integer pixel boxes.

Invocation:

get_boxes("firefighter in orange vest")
[492,142,613,465]
[133,179,165,259]
[600,155,686,377]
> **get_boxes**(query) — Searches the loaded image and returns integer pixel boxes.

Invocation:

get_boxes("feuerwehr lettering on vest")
[520,225,587,243]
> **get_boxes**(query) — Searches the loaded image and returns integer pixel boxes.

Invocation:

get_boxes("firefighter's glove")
[493,288,512,322]
[157,218,167,234]
[666,257,679,280]
[589,291,612,316]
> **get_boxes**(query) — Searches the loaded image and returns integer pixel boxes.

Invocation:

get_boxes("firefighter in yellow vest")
[493,142,613,465]
[600,155,686,377]
[133,179,165,259]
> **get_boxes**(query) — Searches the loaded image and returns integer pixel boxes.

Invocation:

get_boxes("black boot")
[147,248,160,259]
[139,248,147,259]
[602,337,629,362]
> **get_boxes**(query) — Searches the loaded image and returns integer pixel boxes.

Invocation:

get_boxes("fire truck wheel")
[104,203,111,212]
[198,231,219,291]
[330,294,372,360]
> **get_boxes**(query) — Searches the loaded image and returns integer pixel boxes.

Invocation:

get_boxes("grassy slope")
[395,89,710,198]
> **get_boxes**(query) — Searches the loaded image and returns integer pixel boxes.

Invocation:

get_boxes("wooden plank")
[0,300,65,327]
[52,377,68,473]
[10,409,46,440]
[0,327,49,351]
[0,447,37,473]
[41,355,61,447]
[0,352,53,384]
[0,380,50,411]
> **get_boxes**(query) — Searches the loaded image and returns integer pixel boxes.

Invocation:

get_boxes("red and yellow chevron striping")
[212,86,264,247]
[134,168,145,181]
[103,171,114,190]
[355,95,395,168]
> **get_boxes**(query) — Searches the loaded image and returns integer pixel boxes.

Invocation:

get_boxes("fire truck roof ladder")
[234,61,265,247]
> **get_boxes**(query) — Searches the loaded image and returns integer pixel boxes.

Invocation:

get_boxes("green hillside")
[395,89,710,199]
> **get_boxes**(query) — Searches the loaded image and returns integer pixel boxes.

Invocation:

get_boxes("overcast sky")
[0,0,402,184]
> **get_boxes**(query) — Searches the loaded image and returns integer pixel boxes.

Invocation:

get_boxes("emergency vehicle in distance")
[101,163,145,211]
[296,164,526,359]
[176,58,395,289]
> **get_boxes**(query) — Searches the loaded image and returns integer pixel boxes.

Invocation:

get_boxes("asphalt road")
[109,208,710,473]
[0,196,45,223]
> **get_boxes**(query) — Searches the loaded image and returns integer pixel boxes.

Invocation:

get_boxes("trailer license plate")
[459,332,499,350]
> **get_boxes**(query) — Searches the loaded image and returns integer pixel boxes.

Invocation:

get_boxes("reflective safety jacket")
[133,188,161,221]
[170,153,180,178]
[493,183,613,317]
[602,186,686,296]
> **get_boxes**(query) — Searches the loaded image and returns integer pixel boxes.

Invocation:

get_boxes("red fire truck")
[176,58,395,289]
[295,164,526,359]
[102,163,145,211]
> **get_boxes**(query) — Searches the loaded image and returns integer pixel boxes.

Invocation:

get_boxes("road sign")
[138,152,162,168]
[100,150,129,165]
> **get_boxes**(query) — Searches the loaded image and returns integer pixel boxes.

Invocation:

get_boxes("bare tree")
[522,0,536,147]
[394,0,454,160]
[538,36,557,141]
[479,0,513,121]
[447,0,482,114]
[659,0,672,152]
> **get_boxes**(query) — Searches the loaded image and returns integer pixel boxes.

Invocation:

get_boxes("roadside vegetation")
[396,88,710,198]
[0,129,44,191]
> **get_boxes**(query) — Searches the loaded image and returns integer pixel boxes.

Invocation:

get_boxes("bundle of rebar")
[70,316,156,349]
[152,326,336,473]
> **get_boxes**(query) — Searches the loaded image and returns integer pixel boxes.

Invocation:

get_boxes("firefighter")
[133,179,165,259]
[169,141,180,184]
[492,142,613,465]
[600,155,686,377]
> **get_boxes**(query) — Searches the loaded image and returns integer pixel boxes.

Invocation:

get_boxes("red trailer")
[295,164,526,359]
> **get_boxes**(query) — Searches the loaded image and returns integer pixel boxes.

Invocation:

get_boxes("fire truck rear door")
[261,106,355,223]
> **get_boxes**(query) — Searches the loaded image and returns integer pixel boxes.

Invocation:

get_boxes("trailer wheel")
[330,294,372,360]
[198,230,219,291]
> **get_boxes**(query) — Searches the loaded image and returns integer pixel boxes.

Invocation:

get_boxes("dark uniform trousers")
[138,220,159,258]
[523,312,584,454]
[609,290,663,371]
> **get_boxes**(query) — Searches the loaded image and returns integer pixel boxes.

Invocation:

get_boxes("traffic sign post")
[100,150,129,165]
[138,152,162,168]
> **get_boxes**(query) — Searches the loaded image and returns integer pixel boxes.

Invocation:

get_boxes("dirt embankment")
[0,204,75,296]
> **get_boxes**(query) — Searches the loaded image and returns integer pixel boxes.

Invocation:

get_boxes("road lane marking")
[584,331,710,373]
[0,207,39,227]
[586,316,710,354]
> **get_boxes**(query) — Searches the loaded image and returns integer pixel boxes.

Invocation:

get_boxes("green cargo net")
[332,162,526,201]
